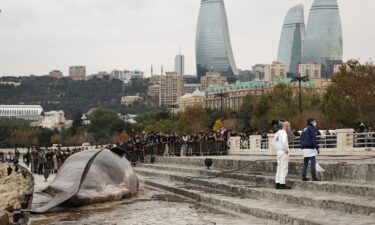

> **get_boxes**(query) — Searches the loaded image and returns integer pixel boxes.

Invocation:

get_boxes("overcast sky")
[0,0,374,77]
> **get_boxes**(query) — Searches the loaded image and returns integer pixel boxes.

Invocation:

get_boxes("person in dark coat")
[31,148,39,173]
[45,148,53,174]
[37,150,45,175]
[300,118,320,181]
[24,148,31,169]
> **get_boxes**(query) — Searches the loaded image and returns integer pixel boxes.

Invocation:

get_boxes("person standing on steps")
[273,121,292,190]
[300,118,320,181]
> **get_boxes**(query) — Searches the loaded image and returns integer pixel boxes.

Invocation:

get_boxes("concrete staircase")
[134,157,375,225]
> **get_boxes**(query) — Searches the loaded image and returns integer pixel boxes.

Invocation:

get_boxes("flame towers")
[302,0,343,78]
[277,4,305,75]
[196,0,239,81]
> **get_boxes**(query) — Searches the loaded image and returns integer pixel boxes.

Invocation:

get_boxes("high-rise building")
[277,4,305,75]
[200,72,227,91]
[302,0,343,78]
[111,70,124,79]
[159,72,184,106]
[175,54,185,76]
[252,64,265,73]
[264,62,287,81]
[298,62,322,79]
[148,85,160,97]
[69,66,86,80]
[196,0,238,82]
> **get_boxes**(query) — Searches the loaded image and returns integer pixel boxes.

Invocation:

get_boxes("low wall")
[228,129,375,156]
[229,148,375,156]
[0,164,34,225]
[156,156,375,182]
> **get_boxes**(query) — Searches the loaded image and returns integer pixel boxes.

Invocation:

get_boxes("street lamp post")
[291,74,310,114]
[169,104,179,132]
[214,90,229,119]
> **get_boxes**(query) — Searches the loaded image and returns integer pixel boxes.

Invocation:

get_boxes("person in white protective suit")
[273,121,292,190]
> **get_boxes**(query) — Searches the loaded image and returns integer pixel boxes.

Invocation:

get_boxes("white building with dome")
[177,89,206,112]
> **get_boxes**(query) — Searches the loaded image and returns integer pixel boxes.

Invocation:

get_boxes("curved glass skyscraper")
[277,4,305,75]
[302,0,343,78]
[196,0,238,81]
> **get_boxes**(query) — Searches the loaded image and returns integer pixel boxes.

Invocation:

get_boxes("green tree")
[322,60,375,127]
[51,134,63,144]
[251,94,272,132]
[71,112,83,134]
[237,94,256,132]
[10,129,38,147]
[268,84,297,121]
[177,106,208,133]
[88,108,125,144]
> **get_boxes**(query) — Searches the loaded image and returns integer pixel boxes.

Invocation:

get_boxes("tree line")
[137,61,375,133]
[0,61,373,147]
[0,76,153,119]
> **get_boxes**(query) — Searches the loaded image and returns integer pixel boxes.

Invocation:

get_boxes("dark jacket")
[300,124,319,149]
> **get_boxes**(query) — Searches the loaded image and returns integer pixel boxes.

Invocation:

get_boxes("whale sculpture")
[31,147,138,213]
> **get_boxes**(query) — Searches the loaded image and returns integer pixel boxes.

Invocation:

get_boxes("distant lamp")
[204,158,213,169]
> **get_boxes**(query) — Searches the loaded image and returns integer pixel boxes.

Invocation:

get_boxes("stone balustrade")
[229,129,375,156]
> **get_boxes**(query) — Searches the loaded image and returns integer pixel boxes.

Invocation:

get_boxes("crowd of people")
[117,131,230,164]
[354,124,375,148]
[1,124,373,181]
[0,147,88,178]
[0,131,231,176]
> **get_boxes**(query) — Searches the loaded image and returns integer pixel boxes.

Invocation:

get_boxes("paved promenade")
[19,153,375,225]
[27,164,265,225]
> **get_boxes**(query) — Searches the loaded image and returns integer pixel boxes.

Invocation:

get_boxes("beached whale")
[31,147,138,213]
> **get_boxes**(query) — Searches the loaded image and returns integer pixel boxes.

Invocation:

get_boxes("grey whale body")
[32,149,138,213]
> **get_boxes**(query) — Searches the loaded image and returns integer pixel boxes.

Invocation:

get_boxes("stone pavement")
[134,156,375,225]
[28,163,268,225]
[24,155,375,225]
[35,191,277,225]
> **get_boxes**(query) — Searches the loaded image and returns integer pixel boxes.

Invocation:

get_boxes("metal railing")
[235,134,338,151]
[143,140,228,157]
[289,134,337,149]
[261,138,269,150]
[240,139,250,150]
[353,132,375,148]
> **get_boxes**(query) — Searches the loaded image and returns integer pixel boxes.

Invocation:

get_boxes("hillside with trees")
[0,76,154,118]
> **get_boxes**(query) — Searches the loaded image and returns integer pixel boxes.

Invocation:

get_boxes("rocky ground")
[0,163,34,225]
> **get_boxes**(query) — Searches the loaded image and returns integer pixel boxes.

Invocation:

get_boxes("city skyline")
[0,0,374,77]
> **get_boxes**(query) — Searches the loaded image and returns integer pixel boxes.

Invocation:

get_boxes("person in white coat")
[273,121,292,189]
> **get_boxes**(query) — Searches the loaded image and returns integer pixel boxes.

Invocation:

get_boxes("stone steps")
[155,157,375,182]
[137,163,375,197]
[135,166,375,216]
[140,176,375,225]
